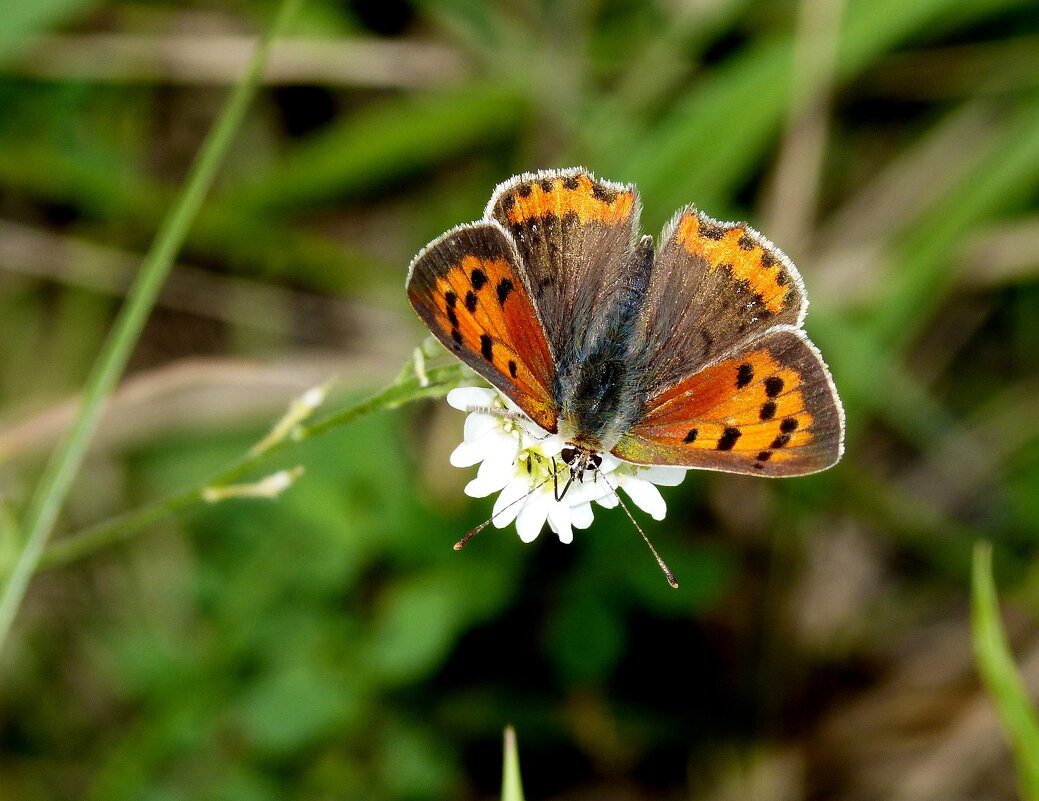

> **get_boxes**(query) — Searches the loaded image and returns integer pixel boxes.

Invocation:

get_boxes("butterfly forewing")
[487,169,642,362]
[613,326,844,476]
[407,221,558,433]
[635,209,807,397]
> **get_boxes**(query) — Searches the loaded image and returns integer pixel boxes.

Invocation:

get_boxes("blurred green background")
[1,0,1039,798]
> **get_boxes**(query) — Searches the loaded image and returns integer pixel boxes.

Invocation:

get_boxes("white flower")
[446,387,688,544]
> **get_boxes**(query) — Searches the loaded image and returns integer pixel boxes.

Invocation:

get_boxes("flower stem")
[39,364,462,571]
[0,0,304,651]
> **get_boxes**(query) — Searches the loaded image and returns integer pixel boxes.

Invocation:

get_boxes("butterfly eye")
[589,453,602,470]
[561,446,577,464]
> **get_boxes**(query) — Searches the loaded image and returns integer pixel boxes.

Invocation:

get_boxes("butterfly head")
[560,445,602,484]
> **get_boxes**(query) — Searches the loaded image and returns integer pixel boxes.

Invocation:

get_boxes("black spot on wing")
[760,401,777,420]
[496,278,514,305]
[508,360,517,378]
[764,376,784,397]
[699,220,726,240]
[471,268,488,291]
[590,181,617,202]
[780,417,799,433]
[465,291,478,313]
[480,334,493,361]
[717,427,741,450]
[736,363,754,389]
[683,428,698,444]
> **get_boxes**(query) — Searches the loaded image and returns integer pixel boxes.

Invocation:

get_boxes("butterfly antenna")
[555,468,576,502]
[453,475,554,550]
[600,473,679,589]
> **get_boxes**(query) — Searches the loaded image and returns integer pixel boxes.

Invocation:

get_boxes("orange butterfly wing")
[613,326,844,476]
[406,221,558,433]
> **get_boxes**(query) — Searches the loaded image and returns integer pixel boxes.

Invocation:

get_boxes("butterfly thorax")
[554,337,641,453]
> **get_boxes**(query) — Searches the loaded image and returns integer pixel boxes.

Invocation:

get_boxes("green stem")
[0,0,304,650]
[39,365,461,571]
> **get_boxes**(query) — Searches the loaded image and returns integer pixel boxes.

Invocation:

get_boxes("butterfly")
[407,168,844,487]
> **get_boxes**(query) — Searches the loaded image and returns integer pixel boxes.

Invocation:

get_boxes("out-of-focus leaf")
[238,663,360,755]
[0,0,97,65]
[546,590,625,685]
[230,85,529,213]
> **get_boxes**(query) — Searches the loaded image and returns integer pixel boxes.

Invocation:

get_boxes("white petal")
[571,502,595,529]
[452,428,517,469]
[515,491,551,542]
[447,387,498,412]
[547,502,572,544]
[465,447,519,497]
[633,465,688,486]
[622,478,667,521]
[463,411,500,441]
[466,473,504,498]
[450,439,488,468]
[594,488,619,509]
[563,479,602,506]
[532,434,565,458]
[492,479,529,528]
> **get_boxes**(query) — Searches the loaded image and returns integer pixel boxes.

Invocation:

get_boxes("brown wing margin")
[407,220,559,433]
[613,326,844,476]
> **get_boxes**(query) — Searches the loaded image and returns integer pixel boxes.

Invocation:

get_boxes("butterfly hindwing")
[612,326,844,476]
[487,168,643,365]
[635,209,807,397]
[406,221,558,433]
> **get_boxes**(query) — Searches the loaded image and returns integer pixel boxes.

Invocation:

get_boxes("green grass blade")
[501,726,526,801]
[0,0,305,652]
[971,541,1039,801]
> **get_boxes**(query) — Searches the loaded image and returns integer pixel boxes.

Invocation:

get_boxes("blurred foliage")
[1,0,1039,799]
